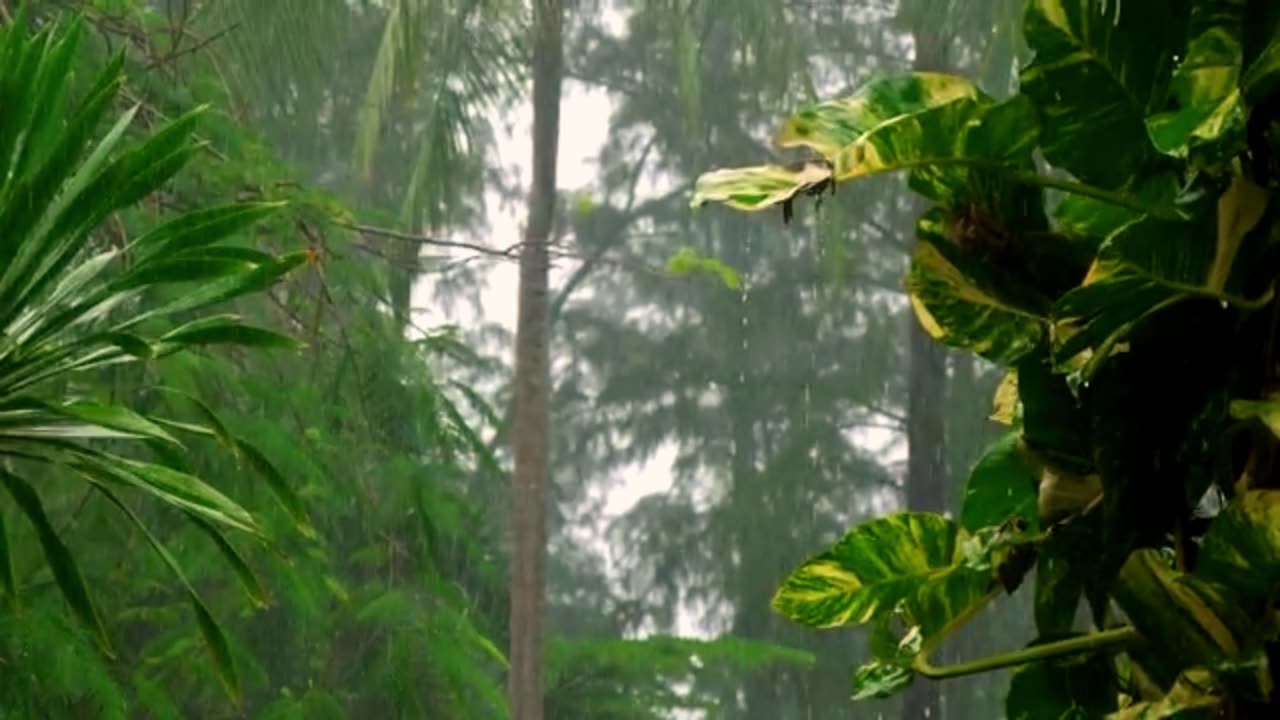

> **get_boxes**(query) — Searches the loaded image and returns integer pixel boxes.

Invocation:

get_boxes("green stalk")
[913,625,1141,680]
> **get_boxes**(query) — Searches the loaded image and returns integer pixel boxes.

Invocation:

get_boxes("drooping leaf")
[690,162,832,212]
[960,432,1040,534]
[0,508,15,610]
[0,469,111,654]
[93,486,242,702]
[1020,0,1190,188]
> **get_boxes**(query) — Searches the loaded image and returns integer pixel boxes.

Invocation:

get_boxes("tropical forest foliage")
[696,0,1280,716]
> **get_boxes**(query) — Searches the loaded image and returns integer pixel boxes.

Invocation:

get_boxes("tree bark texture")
[508,1,562,719]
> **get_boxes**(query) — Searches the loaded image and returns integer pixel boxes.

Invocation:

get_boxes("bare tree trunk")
[903,24,949,720]
[508,1,562,719]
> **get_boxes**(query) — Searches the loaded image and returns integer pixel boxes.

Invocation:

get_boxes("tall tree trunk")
[509,1,562,718]
[903,23,949,720]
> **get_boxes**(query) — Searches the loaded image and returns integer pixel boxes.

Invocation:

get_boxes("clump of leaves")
[0,10,310,701]
[693,0,1280,716]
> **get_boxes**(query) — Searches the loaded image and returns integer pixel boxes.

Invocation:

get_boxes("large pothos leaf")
[1195,489,1280,612]
[907,211,1050,367]
[1020,0,1191,188]
[1146,3,1246,161]
[960,432,1040,535]
[693,73,1041,213]
[772,512,992,634]
[1053,173,1270,378]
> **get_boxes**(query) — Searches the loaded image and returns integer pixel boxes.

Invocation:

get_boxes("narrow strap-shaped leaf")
[69,451,262,537]
[119,252,308,329]
[184,513,270,608]
[0,507,16,611]
[128,202,285,262]
[0,469,112,654]
[92,485,242,703]
[161,317,303,351]
[234,436,315,539]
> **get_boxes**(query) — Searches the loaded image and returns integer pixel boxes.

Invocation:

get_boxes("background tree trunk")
[509,1,562,719]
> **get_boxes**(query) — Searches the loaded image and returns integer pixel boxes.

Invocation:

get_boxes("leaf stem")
[912,625,1141,680]
[1014,173,1173,217]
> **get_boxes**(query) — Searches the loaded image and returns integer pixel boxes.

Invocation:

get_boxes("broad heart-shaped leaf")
[1105,668,1222,719]
[1146,8,1246,161]
[907,213,1050,367]
[1053,173,1270,379]
[960,432,1041,535]
[1195,490,1280,612]
[772,72,980,162]
[693,74,1044,215]
[1005,637,1119,720]
[1021,0,1191,189]
[772,512,992,632]
[690,161,832,212]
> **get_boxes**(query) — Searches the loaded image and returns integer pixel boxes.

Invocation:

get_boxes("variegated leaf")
[690,161,831,212]
[1196,490,1280,611]
[1020,0,1190,188]
[772,512,990,631]
[1053,173,1270,377]
[773,72,981,162]
[907,214,1049,367]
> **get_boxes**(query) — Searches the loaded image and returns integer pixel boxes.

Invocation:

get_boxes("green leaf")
[690,161,832,212]
[1054,173,1270,378]
[1146,10,1246,160]
[1195,490,1280,611]
[772,512,990,630]
[93,486,242,702]
[851,656,915,701]
[73,453,261,537]
[185,513,270,608]
[907,225,1049,367]
[1228,398,1280,438]
[129,202,286,262]
[772,72,981,162]
[0,508,15,610]
[851,622,920,700]
[1020,0,1189,188]
[234,436,315,540]
[0,469,111,654]
[665,247,742,289]
[960,432,1040,534]
[1241,27,1280,103]
[161,318,303,351]
[1005,638,1119,720]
